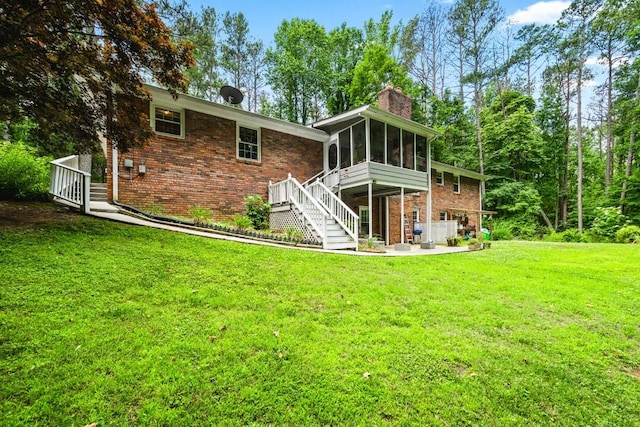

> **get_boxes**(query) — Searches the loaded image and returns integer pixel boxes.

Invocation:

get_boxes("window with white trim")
[412,209,419,224]
[152,106,184,137]
[237,124,260,161]
[439,211,447,221]
[453,175,461,194]
[436,170,444,186]
[359,206,370,236]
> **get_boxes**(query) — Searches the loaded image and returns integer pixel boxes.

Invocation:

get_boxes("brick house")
[105,84,487,249]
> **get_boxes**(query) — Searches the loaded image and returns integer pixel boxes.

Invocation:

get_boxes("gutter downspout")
[112,144,118,201]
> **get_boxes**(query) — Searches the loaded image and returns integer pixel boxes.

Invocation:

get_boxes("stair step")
[327,236,354,244]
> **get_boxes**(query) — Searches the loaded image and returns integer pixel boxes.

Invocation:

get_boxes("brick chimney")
[377,84,412,120]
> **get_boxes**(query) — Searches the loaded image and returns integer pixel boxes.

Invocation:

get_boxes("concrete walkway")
[88,204,469,257]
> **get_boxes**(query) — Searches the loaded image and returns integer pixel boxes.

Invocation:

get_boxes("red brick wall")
[431,170,481,228]
[377,86,412,120]
[343,170,481,245]
[107,102,323,221]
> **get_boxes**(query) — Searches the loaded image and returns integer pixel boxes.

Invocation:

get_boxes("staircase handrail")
[300,169,326,188]
[306,180,359,242]
[50,155,91,213]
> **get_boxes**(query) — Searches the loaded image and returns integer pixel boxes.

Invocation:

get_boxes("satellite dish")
[220,85,244,105]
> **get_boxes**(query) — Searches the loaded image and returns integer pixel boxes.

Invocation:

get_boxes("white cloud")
[583,79,598,88]
[507,1,571,25]
[586,56,630,68]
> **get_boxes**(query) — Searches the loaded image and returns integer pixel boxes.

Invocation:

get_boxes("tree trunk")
[620,73,640,211]
[576,62,584,234]
[474,85,485,198]
[540,208,553,229]
[605,44,614,194]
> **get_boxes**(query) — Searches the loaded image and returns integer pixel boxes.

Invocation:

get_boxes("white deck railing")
[306,180,358,242]
[269,174,329,247]
[50,155,91,213]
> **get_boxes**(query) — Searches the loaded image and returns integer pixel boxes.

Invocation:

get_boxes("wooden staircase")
[268,175,359,250]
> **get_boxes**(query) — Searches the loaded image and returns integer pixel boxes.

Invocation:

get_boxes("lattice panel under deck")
[270,208,318,242]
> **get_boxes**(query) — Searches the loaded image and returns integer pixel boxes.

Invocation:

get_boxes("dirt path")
[0,200,81,231]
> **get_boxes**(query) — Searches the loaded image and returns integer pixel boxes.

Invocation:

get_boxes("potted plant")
[476,232,485,249]
[447,235,460,247]
[467,237,478,251]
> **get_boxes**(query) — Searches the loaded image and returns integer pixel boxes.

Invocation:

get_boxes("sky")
[189,0,605,110]
[191,0,573,47]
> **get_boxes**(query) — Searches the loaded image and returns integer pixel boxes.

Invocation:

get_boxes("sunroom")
[312,105,441,245]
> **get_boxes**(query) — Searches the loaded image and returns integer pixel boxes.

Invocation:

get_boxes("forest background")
[2,0,639,243]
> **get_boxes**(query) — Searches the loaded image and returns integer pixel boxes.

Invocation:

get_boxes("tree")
[221,11,249,89]
[0,0,194,154]
[325,24,363,116]
[244,40,266,113]
[558,0,602,233]
[481,89,544,183]
[412,2,449,99]
[591,0,630,193]
[537,79,570,229]
[266,19,330,124]
[447,0,505,196]
[349,12,415,109]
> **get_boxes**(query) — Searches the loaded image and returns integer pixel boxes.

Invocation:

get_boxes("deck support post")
[400,187,405,244]
[368,182,373,239]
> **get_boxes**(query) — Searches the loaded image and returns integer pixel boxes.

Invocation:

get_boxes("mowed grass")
[1,212,639,426]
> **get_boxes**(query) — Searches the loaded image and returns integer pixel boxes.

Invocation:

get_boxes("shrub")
[243,195,271,230]
[491,218,537,240]
[615,225,640,243]
[492,224,513,241]
[285,227,303,241]
[233,215,253,230]
[188,205,212,225]
[589,207,626,242]
[0,141,51,200]
[560,228,586,243]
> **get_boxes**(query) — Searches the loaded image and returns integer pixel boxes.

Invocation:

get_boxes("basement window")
[237,124,261,162]
[152,105,184,138]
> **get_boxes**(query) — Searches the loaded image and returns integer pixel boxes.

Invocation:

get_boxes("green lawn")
[1,210,639,426]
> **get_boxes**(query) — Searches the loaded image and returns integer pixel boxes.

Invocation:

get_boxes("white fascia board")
[360,106,442,139]
[312,105,370,128]
[146,85,329,143]
[313,105,441,140]
[431,160,487,181]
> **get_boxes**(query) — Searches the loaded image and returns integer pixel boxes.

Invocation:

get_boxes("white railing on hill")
[306,180,358,242]
[50,155,91,213]
[269,174,329,247]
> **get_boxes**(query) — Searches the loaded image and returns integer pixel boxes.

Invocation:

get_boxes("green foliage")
[267,18,330,124]
[615,225,640,243]
[560,228,587,243]
[481,89,544,182]
[232,214,253,230]
[0,142,51,200]
[243,195,270,230]
[491,218,537,240]
[146,204,166,216]
[285,227,303,241]
[486,181,541,218]
[589,207,627,242]
[188,205,212,225]
[1,0,193,154]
